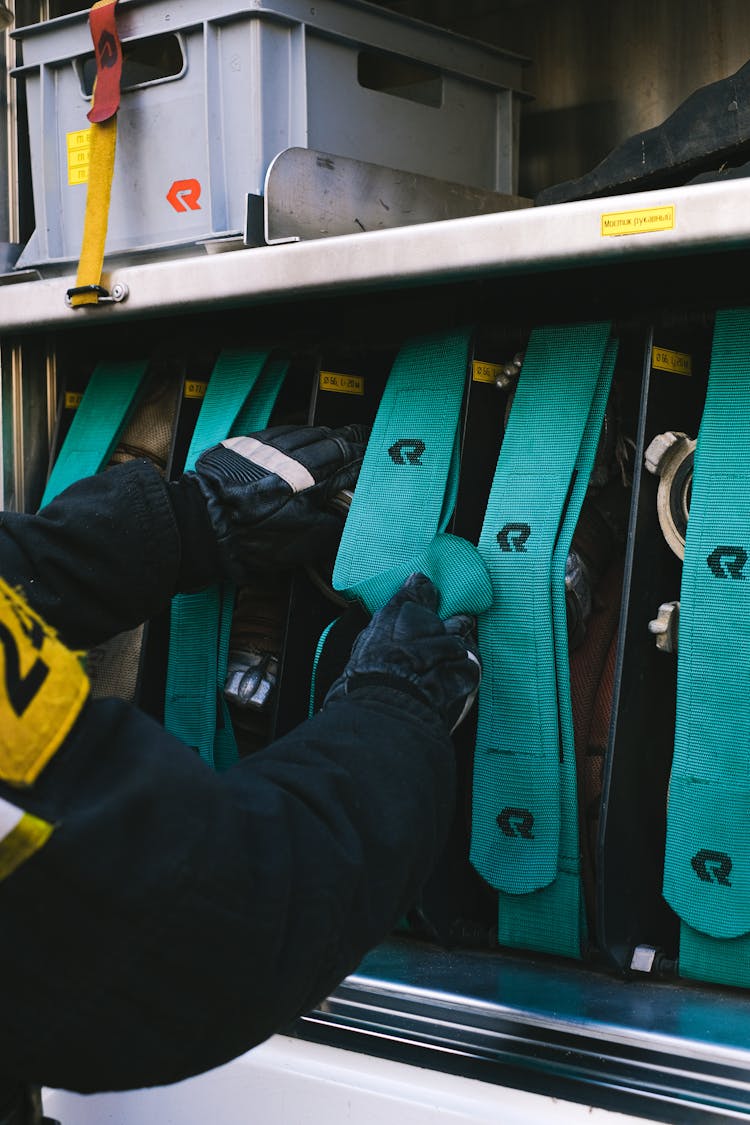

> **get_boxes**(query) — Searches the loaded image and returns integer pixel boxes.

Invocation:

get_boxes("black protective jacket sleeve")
[0,462,456,1094]
[0,460,220,650]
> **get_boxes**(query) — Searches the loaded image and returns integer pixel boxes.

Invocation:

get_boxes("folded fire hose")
[41,360,149,507]
[42,361,187,704]
[663,306,750,987]
[163,349,289,770]
[470,322,618,958]
[330,328,493,620]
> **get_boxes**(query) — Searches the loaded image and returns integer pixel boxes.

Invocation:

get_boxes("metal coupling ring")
[643,431,695,560]
[225,650,279,712]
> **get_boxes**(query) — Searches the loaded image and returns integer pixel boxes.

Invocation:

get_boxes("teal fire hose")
[663,307,750,987]
[470,322,616,958]
[164,349,288,769]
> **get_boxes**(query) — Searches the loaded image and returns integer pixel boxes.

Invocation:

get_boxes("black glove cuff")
[167,476,223,592]
[327,680,451,738]
[335,671,434,710]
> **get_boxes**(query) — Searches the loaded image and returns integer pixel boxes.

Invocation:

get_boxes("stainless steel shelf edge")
[1,179,749,332]
[295,940,750,1122]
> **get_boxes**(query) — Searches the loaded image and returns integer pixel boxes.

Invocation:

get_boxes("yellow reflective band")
[70,116,118,308]
[0,795,53,881]
[0,578,89,787]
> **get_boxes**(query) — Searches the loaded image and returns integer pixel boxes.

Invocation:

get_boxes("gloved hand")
[325,573,481,734]
[188,423,367,578]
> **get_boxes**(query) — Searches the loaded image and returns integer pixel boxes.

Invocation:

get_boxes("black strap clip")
[65,282,129,308]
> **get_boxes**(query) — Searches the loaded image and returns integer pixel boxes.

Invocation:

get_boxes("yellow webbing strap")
[69,0,122,308]
[0,579,89,789]
[70,117,118,307]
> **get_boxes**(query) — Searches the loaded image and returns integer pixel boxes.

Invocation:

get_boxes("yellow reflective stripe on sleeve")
[0,795,53,881]
[0,578,89,788]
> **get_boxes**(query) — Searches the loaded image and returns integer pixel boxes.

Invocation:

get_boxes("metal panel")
[0,177,749,331]
[259,147,531,245]
[372,0,750,198]
[42,1033,650,1125]
[301,940,750,1122]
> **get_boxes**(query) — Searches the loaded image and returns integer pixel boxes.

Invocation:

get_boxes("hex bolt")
[648,600,680,654]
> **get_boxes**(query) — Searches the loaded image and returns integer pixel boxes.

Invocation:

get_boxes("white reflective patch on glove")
[0,578,89,788]
[221,436,315,493]
[190,424,368,576]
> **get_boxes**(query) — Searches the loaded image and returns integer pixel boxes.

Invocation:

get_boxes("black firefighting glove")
[187,424,367,579]
[324,573,481,734]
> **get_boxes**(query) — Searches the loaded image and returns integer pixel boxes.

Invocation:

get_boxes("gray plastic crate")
[11,0,529,270]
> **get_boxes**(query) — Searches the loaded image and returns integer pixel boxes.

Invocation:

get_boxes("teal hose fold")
[164,350,288,769]
[332,328,489,617]
[41,360,149,507]
[663,308,750,987]
[470,322,614,959]
[351,533,492,620]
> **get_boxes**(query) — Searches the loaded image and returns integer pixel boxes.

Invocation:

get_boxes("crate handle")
[357,49,443,109]
[76,31,185,100]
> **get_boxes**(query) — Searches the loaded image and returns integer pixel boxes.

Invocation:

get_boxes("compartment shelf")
[298,939,750,1123]
[2,177,750,331]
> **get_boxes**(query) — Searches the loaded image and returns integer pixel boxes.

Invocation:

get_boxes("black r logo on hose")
[97,30,119,68]
[497,523,531,553]
[388,439,426,466]
[706,546,748,580]
[691,849,733,886]
[497,807,535,840]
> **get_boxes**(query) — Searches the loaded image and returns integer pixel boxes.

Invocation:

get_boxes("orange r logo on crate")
[167,179,203,213]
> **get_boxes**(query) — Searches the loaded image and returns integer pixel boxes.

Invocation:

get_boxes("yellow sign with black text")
[184,380,208,400]
[472,360,503,385]
[601,205,675,237]
[319,371,365,396]
[652,347,692,377]
[67,128,91,186]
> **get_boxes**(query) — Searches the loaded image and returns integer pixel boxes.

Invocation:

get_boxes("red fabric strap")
[87,0,122,124]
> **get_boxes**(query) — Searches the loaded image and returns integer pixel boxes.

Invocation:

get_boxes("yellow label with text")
[0,579,89,788]
[652,347,692,377]
[601,205,675,237]
[473,360,502,385]
[67,128,91,186]
[64,391,83,410]
[319,371,365,396]
[184,380,208,400]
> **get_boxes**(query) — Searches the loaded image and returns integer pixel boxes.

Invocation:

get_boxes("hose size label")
[184,380,208,400]
[319,371,364,395]
[601,205,675,237]
[473,360,502,385]
[653,347,692,376]
[67,128,91,186]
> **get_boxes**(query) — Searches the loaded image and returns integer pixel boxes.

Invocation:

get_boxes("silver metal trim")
[297,942,750,1121]
[262,147,532,246]
[1,178,750,331]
